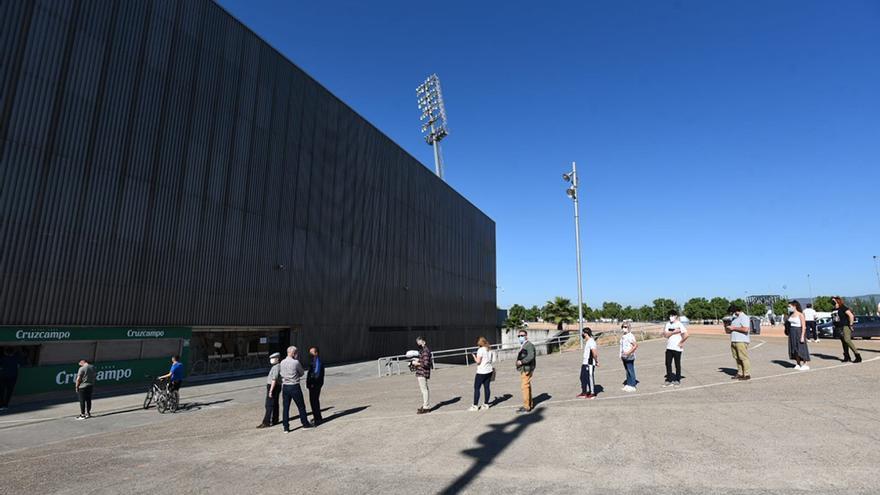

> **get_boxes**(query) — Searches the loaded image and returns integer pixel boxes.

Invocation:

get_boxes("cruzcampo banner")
[0,326,191,343]
[13,356,188,395]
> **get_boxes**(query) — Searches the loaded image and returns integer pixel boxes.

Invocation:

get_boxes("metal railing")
[377,334,574,378]
[376,322,664,377]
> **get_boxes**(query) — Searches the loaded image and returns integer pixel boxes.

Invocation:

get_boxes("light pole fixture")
[416,74,449,180]
[563,161,585,348]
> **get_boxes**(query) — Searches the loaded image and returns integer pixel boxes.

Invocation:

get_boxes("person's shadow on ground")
[175,398,234,413]
[717,367,738,377]
[771,360,796,369]
[320,406,369,425]
[440,407,545,494]
[811,353,844,361]
[430,397,461,412]
[490,394,512,407]
[532,393,551,407]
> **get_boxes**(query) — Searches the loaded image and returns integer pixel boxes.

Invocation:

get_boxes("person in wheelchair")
[157,355,184,393]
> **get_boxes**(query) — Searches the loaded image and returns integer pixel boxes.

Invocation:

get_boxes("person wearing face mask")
[663,310,688,387]
[578,328,598,399]
[257,352,282,428]
[832,296,861,363]
[724,304,751,380]
[619,323,638,392]
[785,300,810,370]
[515,330,536,413]
[414,337,433,414]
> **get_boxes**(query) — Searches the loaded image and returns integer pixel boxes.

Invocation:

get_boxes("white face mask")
[669,316,676,322]
[518,336,526,344]
[269,358,278,365]
[622,327,630,333]
[788,306,795,314]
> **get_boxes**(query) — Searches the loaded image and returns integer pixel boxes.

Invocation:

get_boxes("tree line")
[505,295,879,330]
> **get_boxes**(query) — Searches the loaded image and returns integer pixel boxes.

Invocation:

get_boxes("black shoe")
[283,428,290,433]
[313,420,322,427]
[854,355,862,363]
[302,423,314,429]
[842,357,852,363]
[417,408,428,415]
[256,423,268,429]
[515,407,531,414]
[739,375,751,381]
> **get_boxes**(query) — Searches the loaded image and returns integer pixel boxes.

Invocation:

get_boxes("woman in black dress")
[785,300,810,370]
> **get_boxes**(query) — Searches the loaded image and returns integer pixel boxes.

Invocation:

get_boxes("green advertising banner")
[0,326,191,343]
[14,357,177,395]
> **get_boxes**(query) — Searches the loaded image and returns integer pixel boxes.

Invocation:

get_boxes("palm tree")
[542,296,577,331]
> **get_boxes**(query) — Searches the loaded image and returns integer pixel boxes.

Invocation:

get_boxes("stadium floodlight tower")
[416,74,449,180]
[563,161,585,349]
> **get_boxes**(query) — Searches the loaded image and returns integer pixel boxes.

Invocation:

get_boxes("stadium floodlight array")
[416,73,449,180]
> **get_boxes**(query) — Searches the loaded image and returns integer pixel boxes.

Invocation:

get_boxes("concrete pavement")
[1,335,879,494]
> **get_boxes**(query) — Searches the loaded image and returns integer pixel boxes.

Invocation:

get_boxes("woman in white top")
[470,336,494,411]
[619,322,638,392]
[786,300,811,370]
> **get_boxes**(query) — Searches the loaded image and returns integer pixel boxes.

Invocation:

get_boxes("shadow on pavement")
[717,367,738,376]
[857,347,879,353]
[440,407,545,494]
[289,406,334,422]
[532,393,551,407]
[490,394,512,407]
[178,398,234,412]
[431,397,461,412]
[320,405,369,425]
[811,353,843,362]
[771,360,796,369]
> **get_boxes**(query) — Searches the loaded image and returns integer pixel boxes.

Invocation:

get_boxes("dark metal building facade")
[0,0,496,362]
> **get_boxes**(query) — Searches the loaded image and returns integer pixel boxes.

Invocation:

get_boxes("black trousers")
[806,321,818,340]
[262,384,280,425]
[77,386,93,415]
[308,384,323,423]
[0,376,16,407]
[282,384,310,430]
[665,349,682,382]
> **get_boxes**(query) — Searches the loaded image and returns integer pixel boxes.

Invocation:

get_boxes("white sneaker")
[75,415,85,420]
[800,365,810,371]
[479,404,490,411]
[793,364,802,371]
[468,405,479,412]
[623,385,637,392]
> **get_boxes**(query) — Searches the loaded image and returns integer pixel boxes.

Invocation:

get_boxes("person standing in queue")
[663,310,688,387]
[469,337,495,411]
[724,305,752,380]
[515,330,536,413]
[619,323,638,392]
[578,328,598,399]
[832,296,861,363]
[257,352,282,428]
[306,347,324,426]
[803,303,818,342]
[414,337,433,415]
[0,348,21,411]
[786,300,811,370]
[74,359,96,420]
[280,346,312,432]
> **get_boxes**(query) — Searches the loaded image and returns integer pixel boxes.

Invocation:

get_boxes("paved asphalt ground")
[1,335,879,494]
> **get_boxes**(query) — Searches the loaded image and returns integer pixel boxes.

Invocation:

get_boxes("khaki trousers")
[730,342,750,376]
[520,371,533,410]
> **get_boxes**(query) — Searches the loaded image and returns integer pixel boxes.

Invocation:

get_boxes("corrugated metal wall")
[0,0,497,361]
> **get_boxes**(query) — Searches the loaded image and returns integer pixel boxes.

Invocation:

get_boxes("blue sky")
[217,0,880,308]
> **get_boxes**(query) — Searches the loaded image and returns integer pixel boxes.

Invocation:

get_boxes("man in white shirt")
[578,328,598,399]
[663,310,688,387]
[724,304,752,380]
[803,303,818,342]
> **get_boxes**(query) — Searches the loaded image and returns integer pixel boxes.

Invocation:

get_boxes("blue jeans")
[282,384,310,430]
[621,358,637,387]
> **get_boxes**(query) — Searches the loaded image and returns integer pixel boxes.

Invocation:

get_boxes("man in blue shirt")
[158,355,184,392]
[306,347,325,426]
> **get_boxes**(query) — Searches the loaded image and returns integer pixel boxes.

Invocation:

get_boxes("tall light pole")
[807,274,813,305]
[563,162,585,348]
[873,256,880,291]
[416,74,449,180]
